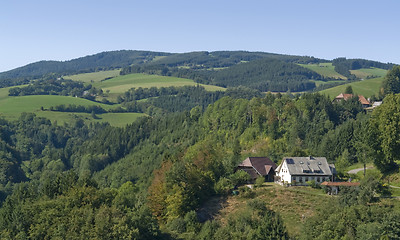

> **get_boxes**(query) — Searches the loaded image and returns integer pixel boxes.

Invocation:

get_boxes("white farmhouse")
[275,156,335,186]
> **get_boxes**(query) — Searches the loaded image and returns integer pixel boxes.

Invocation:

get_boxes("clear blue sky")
[1,0,399,72]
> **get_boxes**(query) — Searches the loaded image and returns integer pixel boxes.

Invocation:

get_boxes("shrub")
[255,176,265,188]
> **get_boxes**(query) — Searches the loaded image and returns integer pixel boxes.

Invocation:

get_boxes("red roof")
[321,181,360,187]
[334,93,370,105]
[238,157,277,176]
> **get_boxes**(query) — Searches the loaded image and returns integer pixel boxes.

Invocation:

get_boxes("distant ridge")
[0,50,171,81]
[0,50,394,92]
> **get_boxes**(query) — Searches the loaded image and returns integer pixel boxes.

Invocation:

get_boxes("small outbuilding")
[237,157,277,182]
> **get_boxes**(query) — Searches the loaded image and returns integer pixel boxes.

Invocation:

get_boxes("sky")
[1,0,399,72]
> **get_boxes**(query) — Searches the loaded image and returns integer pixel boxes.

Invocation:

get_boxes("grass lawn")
[320,76,384,99]
[93,73,226,93]
[0,95,139,125]
[299,63,347,80]
[350,68,387,79]
[63,69,121,83]
[36,111,145,127]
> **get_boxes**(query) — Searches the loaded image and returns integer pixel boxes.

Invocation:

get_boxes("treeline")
[49,104,108,114]
[211,58,321,91]
[116,85,262,114]
[0,50,170,85]
[332,57,394,80]
[122,59,324,92]
[39,85,263,116]
[0,50,322,88]
[141,51,322,69]
[8,78,102,100]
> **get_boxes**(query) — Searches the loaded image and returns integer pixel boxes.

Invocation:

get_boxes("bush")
[306,180,320,189]
[230,170,250,186]
[255,176,265,188]
[214,177,232,195]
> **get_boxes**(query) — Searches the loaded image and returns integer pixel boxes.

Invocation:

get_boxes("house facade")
[237,157,277,182]
[275,156,335,186]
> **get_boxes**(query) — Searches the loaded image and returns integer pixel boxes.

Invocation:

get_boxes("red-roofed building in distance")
[334,93,371,108]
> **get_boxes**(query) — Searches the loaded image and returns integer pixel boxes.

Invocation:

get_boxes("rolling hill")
[0,50,170,82]
[0,94,145,126]
[299,63,347,80]
[320,76,385,99]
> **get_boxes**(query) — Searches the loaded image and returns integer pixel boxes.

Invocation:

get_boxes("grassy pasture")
[350,68,387,79]
[0,95,144,126]
[93,73,225,93]
[64,69,121,83]
[299,63,347,80]
[320,76,384,99]
[36,111,145,127]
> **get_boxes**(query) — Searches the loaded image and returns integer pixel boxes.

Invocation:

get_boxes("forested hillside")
[1,50,393,93]
[0,50,170,87]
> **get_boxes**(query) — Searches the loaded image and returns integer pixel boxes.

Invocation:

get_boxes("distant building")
[334,93,371,108]
[275,156,335,186]
[365,101,383,112]
[237,157,277,182]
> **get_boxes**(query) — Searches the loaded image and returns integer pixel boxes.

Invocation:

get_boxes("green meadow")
[64,69,121,83]
[0,71,225,127]
[36,111,145,127]
[350,68,387,79]
[320,76,384,99]
[299,63,347,80]
[92,73,226,93]
[0,94,145,126]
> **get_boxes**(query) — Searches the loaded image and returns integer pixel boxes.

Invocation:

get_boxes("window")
[305,177,308,182]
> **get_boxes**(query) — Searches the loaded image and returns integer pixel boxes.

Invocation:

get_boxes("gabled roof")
[334,93,370,105]
[278,156,333,176]
[238,157,277,176]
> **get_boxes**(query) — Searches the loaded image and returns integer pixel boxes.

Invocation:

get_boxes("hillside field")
[350,67,387,79]
[0,95,145,126]
[299,63,347,80]
[93,73,226,93]
[64,69,121,83]
[320,76,384,99]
